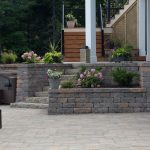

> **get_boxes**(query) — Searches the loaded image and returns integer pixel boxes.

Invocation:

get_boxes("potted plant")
[65,13,76,28]
[111,45,132,62]
[47,69,62,89]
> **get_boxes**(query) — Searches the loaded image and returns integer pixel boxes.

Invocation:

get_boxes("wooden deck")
[63,28,112,62]
[63,28,145,62]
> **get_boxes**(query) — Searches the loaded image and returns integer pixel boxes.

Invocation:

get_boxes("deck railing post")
[61,0,65,55]
[106,0,111,23]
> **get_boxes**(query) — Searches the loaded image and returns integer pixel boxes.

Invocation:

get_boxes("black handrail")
[99,4,105,56]
[106,0,129,24]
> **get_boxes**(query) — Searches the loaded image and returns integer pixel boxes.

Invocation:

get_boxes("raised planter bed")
[48,88,148,114]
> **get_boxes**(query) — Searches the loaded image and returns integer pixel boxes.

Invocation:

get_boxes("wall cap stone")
[49,88,146,93]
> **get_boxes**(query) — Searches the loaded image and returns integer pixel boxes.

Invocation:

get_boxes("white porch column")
[85,0,97,63]
[139,0,146,56]
[146,0,150,61]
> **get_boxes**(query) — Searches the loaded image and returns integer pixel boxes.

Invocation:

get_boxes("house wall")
[112,1,138,49]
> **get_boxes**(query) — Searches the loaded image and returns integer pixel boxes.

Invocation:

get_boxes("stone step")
[35,91,48,97]
[43,86,49,91]
[64,68,80,75]
[25,97,49,104]
[61,75,76,81]
[11,102,48,109]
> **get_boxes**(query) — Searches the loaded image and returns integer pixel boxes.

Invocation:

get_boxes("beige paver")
[0,106,150,150]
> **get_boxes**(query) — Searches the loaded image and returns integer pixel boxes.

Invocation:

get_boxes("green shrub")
[44,51,62,63]
[1,52,17,64]
[61,80,75,88]
[110,68,138,87]
[112,48,131,58]
[112,44,133,60]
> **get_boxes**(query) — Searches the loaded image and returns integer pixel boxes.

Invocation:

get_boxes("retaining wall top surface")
[49,88,146,93]
[16,63,72,68]
[69,62,140,67]
[0,62,149,68]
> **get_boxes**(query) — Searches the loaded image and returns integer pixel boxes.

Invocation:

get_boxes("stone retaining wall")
[76,62,139,86]
[48,88,148,114]
[16,64,72,102]
[48,62,150,114]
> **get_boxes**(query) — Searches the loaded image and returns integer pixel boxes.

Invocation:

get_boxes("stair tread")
[11,102,48,109]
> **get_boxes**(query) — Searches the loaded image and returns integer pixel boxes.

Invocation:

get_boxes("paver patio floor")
[0,106,150,150]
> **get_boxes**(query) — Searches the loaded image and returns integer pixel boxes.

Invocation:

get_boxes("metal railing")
[106,0,129,23]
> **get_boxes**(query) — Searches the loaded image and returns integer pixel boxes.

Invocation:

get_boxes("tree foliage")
[0,0,107,58]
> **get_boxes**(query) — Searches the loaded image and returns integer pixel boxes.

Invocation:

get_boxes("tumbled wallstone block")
[75,98,89,103]
[111,93,124,98]
[57,108,74,114]
[133,107,145,112]
[92,108,108,113]
[74,108,92,114]
[129,103,144,108]
[49,103,62,108]
[136,97,147,103]
[113,97,121,103]
[147,96,150,103]
[58,98,68,103]
[102,98,114,103]
[48,108,57,114]
[120,97,135,103]
[124,93,145,98]
[90,98,103,103]
[109,108,134,113]
[49,98,57,103]
[94,103,108,108]
[76,103,93,108]
[63,103,75,108]
[67,98,76,103]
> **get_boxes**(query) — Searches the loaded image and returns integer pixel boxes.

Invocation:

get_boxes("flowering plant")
[47,69,62,79]
[77,68,103,88]
[21,51,41,63]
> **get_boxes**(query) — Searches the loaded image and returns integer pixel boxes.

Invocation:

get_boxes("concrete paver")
[0,106,150,150]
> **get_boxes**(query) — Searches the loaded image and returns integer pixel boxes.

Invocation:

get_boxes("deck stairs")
[106,0,137,27]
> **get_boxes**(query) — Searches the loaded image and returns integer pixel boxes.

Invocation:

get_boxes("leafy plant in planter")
[61,80,75,88]
[65,13,76,28]
[47,69,62,89]
[77,68,103,88]
[44,51,62,63]
[110,68,138,87]
[1,52,17,64]
[112,44,133,62]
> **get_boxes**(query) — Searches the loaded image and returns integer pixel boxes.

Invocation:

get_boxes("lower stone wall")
[16,64,72,102]
[48,88,147,114]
